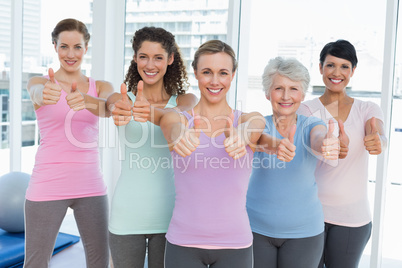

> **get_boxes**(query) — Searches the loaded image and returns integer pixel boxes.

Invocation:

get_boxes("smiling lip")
[144,71,157,77]
[65,60,76,66]
[279,103,293,107]
[207,88,222,95]
[330,78,342,84]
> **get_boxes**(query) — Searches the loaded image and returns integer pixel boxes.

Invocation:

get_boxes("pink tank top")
[26,77,106,201]
[166,110,253,249]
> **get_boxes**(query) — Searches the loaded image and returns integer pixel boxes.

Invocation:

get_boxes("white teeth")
[280,103,292,107]
[145,71,157,75]
[331,79,342,83]
[208,88,221,93]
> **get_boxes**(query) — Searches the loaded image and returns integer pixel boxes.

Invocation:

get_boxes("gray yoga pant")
[319,222,372,268]
[164,241,253,268]
[23,195,109,268]
[109,232,166,268]
[252,231,324,268]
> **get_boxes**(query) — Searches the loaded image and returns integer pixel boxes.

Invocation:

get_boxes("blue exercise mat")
[0,228,80,268]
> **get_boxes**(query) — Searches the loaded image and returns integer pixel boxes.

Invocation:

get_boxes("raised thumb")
[192,115,201,138]
[338,119,345,135]
[120,83,129,102]
[224,112,234,138]
[370,117,378,134]
[288,124,296,144]
[326,119,335,138]
[136,80,144,100]
[48,68,56,83]
[71,82,77,93]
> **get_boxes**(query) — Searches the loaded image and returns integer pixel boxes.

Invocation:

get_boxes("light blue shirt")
[246,115,325,239]
[109,93,177,235]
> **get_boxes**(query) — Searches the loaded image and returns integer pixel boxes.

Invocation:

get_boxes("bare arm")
[87,80,114,117]
[27,68,62,110]
[223,111,265,159]
[107,83,133,126]
[160,110,200,156]
[310,124,328,154]
[65,80,114,117]
[149,93,198,126]
[256,133,281,154]
[238,112,266,149]
[310,120,340,160]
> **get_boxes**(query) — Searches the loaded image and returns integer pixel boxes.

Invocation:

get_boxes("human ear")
[350,66,356,77]
[168,53,174,65]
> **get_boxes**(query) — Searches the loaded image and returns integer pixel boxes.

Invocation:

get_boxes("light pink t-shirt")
[298,98,384,227]
[26,77,106,201]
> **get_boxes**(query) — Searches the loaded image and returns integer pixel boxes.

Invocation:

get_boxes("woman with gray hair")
[246,57,341,267]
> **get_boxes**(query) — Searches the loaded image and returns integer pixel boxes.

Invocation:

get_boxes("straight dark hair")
[319,39,358,68]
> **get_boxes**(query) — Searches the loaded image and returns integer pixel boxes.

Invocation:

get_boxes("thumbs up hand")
[132,81,151,122]
[322,119,340,160]
[224,113,247,160]
[276,124,296,162]
[43,68,62,105]
[66,82,86,111]
[364,117,382,155]
[172,115,201,157]
[111,83,133,126]
[338,119,349,159]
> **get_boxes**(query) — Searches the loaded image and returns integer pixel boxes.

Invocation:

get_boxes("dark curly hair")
[124,27,189,95]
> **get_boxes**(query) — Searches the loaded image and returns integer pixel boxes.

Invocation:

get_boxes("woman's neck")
[320,88,352,106]
[55,68,86,83]
[194,98,232,119]
[142,80,170,103]
[272,112,297,135]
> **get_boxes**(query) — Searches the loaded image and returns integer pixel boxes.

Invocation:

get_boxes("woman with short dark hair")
[298,39,387,268]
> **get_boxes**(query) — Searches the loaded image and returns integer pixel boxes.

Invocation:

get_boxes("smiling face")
[194,52,235,104]
[54,30,87,72]
[268,74,304,118]
[320,55,356,93]
[134,41,174,87]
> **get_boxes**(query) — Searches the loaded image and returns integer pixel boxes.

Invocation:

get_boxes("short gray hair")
[262,57,310,97]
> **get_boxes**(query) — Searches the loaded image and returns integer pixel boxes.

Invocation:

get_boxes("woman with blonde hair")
[160,40,274,268]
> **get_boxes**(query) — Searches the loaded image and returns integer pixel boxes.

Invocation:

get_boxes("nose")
[211,74,219,85]
[333,67,341,76]
[67,48,74,58]
[282,89,290,100]
[146,59,155,69]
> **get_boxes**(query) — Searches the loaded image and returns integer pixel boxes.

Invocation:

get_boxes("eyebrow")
[200,68,230,72]
[138,52,165,57]
[59,43,83,46]
[325,60,350,65]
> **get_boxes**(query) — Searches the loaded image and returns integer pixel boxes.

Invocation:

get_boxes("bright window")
[124,0,230,95]
[240,0,400,266]
[0,0,94,176]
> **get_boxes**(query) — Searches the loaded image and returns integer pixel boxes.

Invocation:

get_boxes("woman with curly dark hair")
[107,26,197,268]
